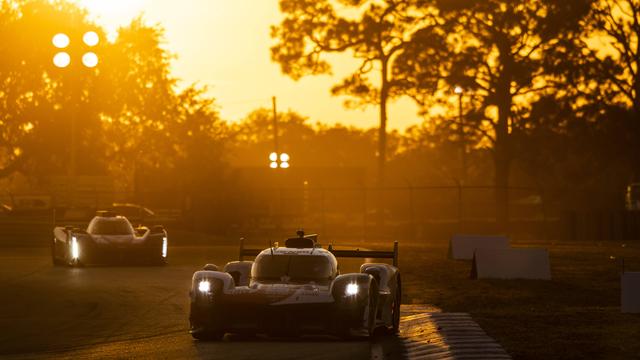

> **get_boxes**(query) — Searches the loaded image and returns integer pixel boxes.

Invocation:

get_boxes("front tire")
[51,239,64,266]
[154,254,167,266]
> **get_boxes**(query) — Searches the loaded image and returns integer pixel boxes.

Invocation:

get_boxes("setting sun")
[76,0,147,22]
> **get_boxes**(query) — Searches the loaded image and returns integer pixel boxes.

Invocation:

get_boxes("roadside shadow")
[192,333,374,360]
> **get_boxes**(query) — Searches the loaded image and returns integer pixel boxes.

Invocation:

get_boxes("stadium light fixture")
[52,33,70,48]
[269,152,290,169]
[53,52,71,68]
[52,31,100,69]
[83,31,99,47]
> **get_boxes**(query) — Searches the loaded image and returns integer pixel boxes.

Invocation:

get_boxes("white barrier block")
[622,272,640,313]
[449,234,510,260]
[471,248,551,280]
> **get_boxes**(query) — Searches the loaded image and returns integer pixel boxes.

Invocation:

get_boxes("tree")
[0,0,98,180]
[396,0,591,225]
[585,0,640,179]
[96,19,231,197]
[270,0,442,188]
[230,107,383,171]
[97,18,178,190]
[169,86,228,190]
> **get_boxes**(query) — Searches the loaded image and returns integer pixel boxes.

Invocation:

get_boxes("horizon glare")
[75,0,422,131]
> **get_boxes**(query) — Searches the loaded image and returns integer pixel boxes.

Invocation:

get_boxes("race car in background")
[189,231,400,340]
[52,210,168,266]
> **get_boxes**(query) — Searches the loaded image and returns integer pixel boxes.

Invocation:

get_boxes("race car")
[52,210,168,266]
[189,231,400,340]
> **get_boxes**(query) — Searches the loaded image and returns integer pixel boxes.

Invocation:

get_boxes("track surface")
[0,246,508,359]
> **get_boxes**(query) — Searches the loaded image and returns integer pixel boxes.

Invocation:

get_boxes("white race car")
[189,231,400,340]
[52,211,168,266]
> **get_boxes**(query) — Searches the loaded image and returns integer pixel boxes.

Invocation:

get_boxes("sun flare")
[75,0,147,32]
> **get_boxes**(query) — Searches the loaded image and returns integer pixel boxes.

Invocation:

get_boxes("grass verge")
[396,240,640,360]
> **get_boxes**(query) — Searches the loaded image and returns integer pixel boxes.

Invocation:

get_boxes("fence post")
[363,188,368,241]
[278,187,284,238]
[321,187,326,238]
[541,188,548,242]
[302,181,309,228]
[407,182,415,240]
[569,211,577,241]
[457,181,463,231]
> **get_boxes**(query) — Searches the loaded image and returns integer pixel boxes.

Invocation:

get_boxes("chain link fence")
[2,185,639,245]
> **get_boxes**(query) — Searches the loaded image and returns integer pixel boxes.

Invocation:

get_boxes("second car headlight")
[71,236,80,260]
[346,283,359,296]
[162,236,168,258]
[198,280,211,293]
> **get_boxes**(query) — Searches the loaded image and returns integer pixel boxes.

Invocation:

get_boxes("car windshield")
[88,218,134,235]
[252,255,333,283]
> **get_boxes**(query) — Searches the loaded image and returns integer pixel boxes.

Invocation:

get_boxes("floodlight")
[52,33,70,48]
[83,31,99,47]
[82,52,98,68]
[53,52,71,68]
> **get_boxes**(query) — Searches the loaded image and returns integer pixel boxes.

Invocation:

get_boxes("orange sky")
[75,0,422,131]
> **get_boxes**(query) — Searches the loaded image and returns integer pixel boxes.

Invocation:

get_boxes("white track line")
[396,306,511,360]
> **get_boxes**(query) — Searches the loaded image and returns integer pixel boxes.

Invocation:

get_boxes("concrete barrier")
[449,234,510,260]
[622,272,640,313]
[471,248,551,280]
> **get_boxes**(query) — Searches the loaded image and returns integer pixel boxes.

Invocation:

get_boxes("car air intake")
[285,237,316,248]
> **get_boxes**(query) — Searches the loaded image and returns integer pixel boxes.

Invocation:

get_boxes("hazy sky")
[75,0,422,130]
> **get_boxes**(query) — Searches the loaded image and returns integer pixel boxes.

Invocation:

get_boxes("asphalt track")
[0,246,509,359]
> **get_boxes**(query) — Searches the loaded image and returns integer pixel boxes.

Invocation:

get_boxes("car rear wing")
[327,242,398,267]
[238,238,399,267]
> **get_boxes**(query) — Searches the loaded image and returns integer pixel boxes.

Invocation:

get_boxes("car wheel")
[154,256,167,266]
[391,275,401,334]
[51,239,64,266]
[67,258,83,267]
[367,278,379,337]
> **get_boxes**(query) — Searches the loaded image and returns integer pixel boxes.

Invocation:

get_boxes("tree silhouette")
[0,0,97,180]
[397,0,591,225]
[98,18,178,189]
[271,0,442,188]
[230,107,382,172]
[585,0,640,180]
[98,18,228,194]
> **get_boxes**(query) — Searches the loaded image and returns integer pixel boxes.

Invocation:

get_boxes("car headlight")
[346,283,359,296]
[162,236,168,258]
[198,280,211,293]
[71,236,80,260]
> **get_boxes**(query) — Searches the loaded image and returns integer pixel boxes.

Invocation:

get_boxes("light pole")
[269,96,290,169]
[454,86,467,185]
[52,31,100,206]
